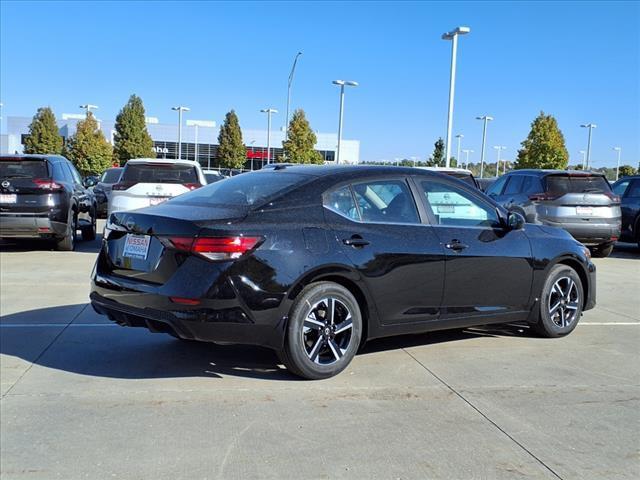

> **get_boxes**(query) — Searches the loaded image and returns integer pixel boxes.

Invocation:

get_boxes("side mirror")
[83,178,96,188]
[507,211,525,230]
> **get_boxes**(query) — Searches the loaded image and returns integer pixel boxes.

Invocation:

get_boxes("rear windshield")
[204,173,223,184]
[447,173,476,187]
[171,171,311,206]
[545,175,611,195]
[121,163,198,184]
[101,168,122,183]
[0,159,49,179]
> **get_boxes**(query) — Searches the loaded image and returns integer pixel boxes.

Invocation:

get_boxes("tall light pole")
[493,146,506,177]
[613,147,622,181]
[455,134,464,167]
[260,108,278,165]
[285,51,303,144]
[476,115,493,178]
[442,26,471,168]
[332,80,358,164]
[172,106,190,160]
[79,104,98,117]
[411,156,418,167]
[186,120,215,167]
[579,150,587,170]
[462,149,474,169]
[580,123,596,169]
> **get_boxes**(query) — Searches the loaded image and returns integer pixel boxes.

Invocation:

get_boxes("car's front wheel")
[279,282,362,380]
[533,264,583,338]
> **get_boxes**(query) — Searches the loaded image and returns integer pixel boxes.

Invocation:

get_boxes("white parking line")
[0,323,117,328]
[580,322,639,325]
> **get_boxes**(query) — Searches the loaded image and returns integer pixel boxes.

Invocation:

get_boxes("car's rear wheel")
[533,264,583,338]
[56,211,77,251]
[591,242,614,258]
[279,282,362,380]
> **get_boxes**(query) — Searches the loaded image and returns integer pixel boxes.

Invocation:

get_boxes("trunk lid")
[0,158,59,214]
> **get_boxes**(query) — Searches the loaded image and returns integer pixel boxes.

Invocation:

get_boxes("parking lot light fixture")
[332,80,359,164]
[493,146,506,177]
[285,52,303,145]
[613,147,622,181]
[172,106,190,160]
[455,134,464,167]
[462,149,474,169]
[260,108,278,165]
[79,104,98,117]
[442,26,470,168]
[476,115,493,178]
[579,150,587,170]
[580,123,597,169]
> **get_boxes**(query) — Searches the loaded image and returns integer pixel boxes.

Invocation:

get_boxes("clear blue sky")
[1,1,638,167]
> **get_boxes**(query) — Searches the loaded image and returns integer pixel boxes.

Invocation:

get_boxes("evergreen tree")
[515,112,569,169]
[282,109,323,164]
[66,112,113,176]
[426,138,445,166]
[618,165,637,178]
[23,107,64,155]
[217,110,246,169]
[113,94,155,165]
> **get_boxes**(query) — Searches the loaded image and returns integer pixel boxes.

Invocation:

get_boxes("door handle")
[343,235,370,248]
[445,240,469,251]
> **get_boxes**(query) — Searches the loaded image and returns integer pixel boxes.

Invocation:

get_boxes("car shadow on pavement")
[610,242,640,259]
[1,304,534,382]
[0,232,103,254]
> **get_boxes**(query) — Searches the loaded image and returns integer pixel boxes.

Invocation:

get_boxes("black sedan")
[612,175,640,247]
[91,166,596,379]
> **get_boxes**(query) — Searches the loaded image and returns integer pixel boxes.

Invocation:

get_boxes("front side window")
[612,180,630,196]
[626,180,640,198]
[420,180,500,228]
[351,179,420,224]
[503,176,524,195]
[522,175,544,194]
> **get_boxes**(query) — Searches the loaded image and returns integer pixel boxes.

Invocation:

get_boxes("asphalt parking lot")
[1,222,639,480]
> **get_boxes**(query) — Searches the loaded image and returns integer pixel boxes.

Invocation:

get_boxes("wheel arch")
[546,256,590,309]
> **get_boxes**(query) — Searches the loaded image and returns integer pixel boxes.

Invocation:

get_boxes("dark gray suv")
[486,170,621,257]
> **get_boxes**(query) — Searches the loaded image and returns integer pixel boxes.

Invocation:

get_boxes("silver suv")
[486,170,621,257]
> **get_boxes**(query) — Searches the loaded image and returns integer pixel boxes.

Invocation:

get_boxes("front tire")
[533,265,583,338]
[279,282,362,380]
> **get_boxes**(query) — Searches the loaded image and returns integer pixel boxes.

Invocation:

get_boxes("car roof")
[505,169,607,177]
[126,158,200,167]
[416,166,474,175]
[248,164,463,179]
[0,154,64,161]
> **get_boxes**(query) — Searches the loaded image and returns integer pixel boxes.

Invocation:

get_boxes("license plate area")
[576,206,593,216]
[0,194,17,204]
[123,234,151,260]
[149,197,169,206]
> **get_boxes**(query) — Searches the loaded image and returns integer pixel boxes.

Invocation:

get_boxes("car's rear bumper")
[0,213,66,238]
[90,276,286,349]
[538,218,621,246]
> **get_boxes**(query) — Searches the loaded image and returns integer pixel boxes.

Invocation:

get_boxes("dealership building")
[2,115,360,167]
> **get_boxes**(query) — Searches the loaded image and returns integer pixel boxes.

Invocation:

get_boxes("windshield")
[171,171,311,206]
[0,158,49,179]
[101,168,122,183]
[121,163,198,184]
[545,175,611,195]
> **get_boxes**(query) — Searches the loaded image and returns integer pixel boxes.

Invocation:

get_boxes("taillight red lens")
[161,236,262,261]
[604,192,620,203]
[34,178,63,190]
[112,182,137,191]
[169,297,201,305]
[528,193,558,202]
[184,183,202,191]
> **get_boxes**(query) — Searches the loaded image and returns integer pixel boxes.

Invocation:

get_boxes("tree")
[217,110,246,169]
[23,107,64,155]
[514,112,569,170]
[66,112,113,176]
[113,94,155,165]
[282,109,323,164]
[618,165,637,178]
[426,138,445,166]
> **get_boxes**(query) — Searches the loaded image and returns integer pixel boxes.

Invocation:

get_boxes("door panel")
[323,180,445,325]
[417,178,533,320]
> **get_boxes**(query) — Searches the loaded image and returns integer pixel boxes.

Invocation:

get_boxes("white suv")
[108,158,205,215]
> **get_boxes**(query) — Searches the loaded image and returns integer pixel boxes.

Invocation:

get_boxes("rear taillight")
[604,192,620,203]
[160,236,262,261]
[112,182,137,191]
[528,193,558,202]
[34,179,63,191]
[184,183,202,191]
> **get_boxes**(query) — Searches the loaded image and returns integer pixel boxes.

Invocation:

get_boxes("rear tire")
[56,212,77,251]
[533,264,583,338]
[278,282,362,380]
[592,242,614,258]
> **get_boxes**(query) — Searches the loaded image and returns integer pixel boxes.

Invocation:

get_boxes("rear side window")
[0,159,49,179]
[627,180,640,198]
[522,175,544,194]
[545,175,611,195]
[503,176,524,195]
[171,171,311,206]
[486,175,508,196]
[324,186,359,220]
[101,168,122,183]
[122,163,198,184]
[351,180,420,224]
